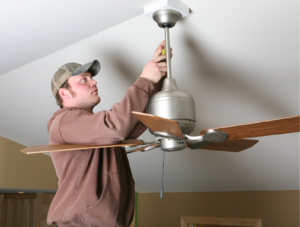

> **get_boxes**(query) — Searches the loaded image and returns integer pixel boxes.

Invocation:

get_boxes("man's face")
[66,71,100,110]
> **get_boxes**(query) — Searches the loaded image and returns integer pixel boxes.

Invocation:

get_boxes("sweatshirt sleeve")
[126,76,166,139]
[151,75,166,96]
[58,77,155,145]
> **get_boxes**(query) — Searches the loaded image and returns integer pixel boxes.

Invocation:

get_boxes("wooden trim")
[3,193,37,200]
[35,193,43,227]
[135,192,138,227]
[180,216,262,227]
[0,194,3,226]
[129,192,138,227]
[0,193,56,227]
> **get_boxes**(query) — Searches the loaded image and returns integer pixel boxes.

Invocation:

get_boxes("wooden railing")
[0,193,56,227]
[181,216,262,227]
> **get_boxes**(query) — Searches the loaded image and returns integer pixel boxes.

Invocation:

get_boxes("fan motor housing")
[147,78,196,135]
[160,138,186,151]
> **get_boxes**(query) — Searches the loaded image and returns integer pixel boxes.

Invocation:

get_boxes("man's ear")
[58,88,71,101]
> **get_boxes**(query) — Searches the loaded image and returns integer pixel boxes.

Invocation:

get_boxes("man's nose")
[90,79,97,87]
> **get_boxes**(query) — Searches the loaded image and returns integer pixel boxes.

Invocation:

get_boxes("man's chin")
[91,97,101,107]
[77,97,100,111]
[95,96,101,104]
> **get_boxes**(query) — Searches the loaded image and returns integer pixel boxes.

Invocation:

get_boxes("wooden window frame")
[180,216,262,227]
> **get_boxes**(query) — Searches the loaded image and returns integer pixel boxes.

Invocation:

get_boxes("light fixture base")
[153,9,181,28]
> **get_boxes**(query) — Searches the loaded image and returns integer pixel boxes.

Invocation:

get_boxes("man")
[47,41,171,227]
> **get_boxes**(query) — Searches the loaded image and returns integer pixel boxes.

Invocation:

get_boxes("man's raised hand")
[140,41,173,84]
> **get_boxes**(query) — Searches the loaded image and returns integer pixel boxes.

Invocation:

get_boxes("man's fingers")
[153,52,173,64]
[153,49,173,61]
[159,40,165,48]
[153,41,165,57]
[161,71,167,76]
[153,65,167,72]
[157,62,167,67]
[153,40,169,59]
[159,67,167,72]
[153,46,164,59]
[153,54,167,63]
[153,40,173,59]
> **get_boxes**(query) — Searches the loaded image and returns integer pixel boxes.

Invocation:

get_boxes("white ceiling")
[0,0,157,76]
[0,0,298,193]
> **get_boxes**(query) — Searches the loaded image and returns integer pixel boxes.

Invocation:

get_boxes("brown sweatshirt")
[47,77,163,227]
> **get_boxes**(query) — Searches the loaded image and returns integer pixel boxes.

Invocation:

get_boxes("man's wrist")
[133,77,155,95]
[139,76,156,84]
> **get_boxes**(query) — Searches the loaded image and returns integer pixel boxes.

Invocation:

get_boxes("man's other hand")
[140,40,173,84]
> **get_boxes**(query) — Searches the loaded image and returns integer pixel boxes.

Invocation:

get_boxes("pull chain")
[160,151,166,198]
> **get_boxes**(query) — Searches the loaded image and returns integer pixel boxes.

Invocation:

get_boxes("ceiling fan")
[21,9,300,155]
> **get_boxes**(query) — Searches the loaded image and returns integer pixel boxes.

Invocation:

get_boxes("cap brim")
[72,60,101,77]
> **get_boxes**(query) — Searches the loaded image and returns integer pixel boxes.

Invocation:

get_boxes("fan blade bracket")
[185,129,228,144]
[126,141,161,154]
[150,130,183,141]
[185,134,204,142]
[185,129,228,149]
[142,143,161,152]
[123,139,154,148]
[203,129,228,143]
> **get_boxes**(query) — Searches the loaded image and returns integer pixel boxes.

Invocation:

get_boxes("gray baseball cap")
[51,60,100,97]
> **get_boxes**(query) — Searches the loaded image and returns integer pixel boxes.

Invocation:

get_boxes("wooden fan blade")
[132,111,183,139]
[195,139,259,152]
[200,115,300,140]
[21,139,144,155]
[126,143,160,154]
